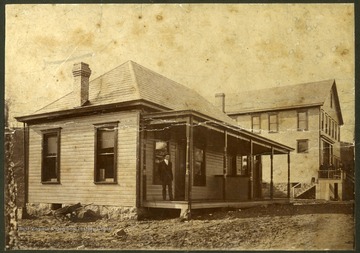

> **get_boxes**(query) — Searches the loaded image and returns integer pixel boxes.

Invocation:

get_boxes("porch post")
[223,131,228,200]
[270,147,274,199]
[140,124,147,203]
[185,118,190,201]
[249,140,254,200]
[185,116,193,210]
[287,151,291,199]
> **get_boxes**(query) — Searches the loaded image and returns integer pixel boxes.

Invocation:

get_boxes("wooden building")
[16,61,293,217]
[215,80,346,200]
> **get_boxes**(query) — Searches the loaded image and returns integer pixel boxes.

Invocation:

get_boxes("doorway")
[175,143,186,200]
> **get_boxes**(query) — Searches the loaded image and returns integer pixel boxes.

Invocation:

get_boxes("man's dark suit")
[159,159,173,200]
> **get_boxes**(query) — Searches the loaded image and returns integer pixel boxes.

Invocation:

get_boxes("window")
[325,114,328,134]
[153,141,169,185]
[297,111,308,131]
[251,115,261,133]
[334,122,338,140]
[331,120,335,138]
[268,114,278,133]
[237,156,248,176]
[321,111,324,131]
[94,123,118,183]
[330,91,333,108]
[41,129,61,183]
[193,147,206,186]
[338,126,341,141]
[297,139,309,153]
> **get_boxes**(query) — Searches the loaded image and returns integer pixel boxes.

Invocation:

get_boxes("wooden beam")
[287,152,291,199]
[223,131,228,200]
[249,140,254,200]
[184,116,194,218]
[270,147,274,200]
[185,118,190,202]
[140,122,147,203]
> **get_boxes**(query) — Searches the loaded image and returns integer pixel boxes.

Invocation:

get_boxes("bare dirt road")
[17,201,354,250]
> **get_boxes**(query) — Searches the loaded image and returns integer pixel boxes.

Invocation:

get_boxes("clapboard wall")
[27,110,140,206]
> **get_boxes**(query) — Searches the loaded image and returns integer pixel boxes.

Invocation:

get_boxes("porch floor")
[142,198,290,210]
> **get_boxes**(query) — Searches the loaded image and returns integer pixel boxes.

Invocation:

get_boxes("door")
[253,156,262,199]
[175,143,186,200]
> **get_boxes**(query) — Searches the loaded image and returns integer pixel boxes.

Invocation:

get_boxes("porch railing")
[318,170,342,179]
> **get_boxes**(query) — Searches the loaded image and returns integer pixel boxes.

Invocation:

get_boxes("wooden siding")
[191,150,223,200]
[144,129,251,201]
[27,111,140,206]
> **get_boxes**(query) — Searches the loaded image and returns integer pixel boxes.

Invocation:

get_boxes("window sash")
[297,111,308,131]
[41,129,61,183]
[251,116,261,133]
[94,123,118,183]
[268,114,278,133]
[193,147,206,186]
[297,140,309,153]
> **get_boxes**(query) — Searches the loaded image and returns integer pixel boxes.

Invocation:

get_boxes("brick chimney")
[215,93,226,113]
[72,62,91,106]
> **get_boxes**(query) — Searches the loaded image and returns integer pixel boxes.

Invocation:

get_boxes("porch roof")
[142,109,294,155]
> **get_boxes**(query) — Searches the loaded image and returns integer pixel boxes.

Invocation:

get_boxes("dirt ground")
[16,201,355,250]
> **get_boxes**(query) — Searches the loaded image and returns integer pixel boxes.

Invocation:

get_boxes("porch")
[143,198,290,210]
[139,110,294,216]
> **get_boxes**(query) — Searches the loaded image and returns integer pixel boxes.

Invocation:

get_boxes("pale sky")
[5,4,355,142]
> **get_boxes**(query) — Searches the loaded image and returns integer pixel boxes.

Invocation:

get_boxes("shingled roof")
[31,61,236,125]
[224,79,343,124]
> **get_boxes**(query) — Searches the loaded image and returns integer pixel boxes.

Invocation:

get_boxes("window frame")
[325,114,329,134]
[94,122,118,184]
[251,115,261,134]
[193,147,206,186]
[297,110,308,131]
[41,128,61,184]
[268,113,279,133]
[297,139,309,153]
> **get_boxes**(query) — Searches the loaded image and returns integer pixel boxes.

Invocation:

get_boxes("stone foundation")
[24,203,141,220]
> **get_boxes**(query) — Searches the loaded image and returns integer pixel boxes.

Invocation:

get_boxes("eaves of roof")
[15,99,170,124]
[227,103,323,115]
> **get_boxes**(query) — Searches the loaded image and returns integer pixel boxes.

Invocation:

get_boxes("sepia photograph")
[4,3,355,250]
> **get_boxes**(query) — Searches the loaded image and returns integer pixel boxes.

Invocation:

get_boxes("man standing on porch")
[159,154,174,201]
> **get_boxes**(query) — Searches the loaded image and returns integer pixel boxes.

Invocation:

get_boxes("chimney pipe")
[215,93,225,113]
[72,62,91,106]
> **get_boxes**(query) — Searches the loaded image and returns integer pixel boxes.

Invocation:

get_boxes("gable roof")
[224,79,343,124]
[22,61,236,125]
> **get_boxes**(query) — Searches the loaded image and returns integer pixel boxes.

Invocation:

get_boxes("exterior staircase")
[292,182,316,199]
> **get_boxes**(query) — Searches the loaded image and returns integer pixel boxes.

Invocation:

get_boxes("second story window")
[335,123,338,140]
[251,115,261,133]
[325,114,328,134]
[297,111,308,131]
[268,114,278,133]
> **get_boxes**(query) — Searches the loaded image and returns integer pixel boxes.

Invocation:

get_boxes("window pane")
[298,140,308,153]
[195,148,204,162]
[194,147,206,186]
[269,115,278,132]
[99,129,115,149]
[252,116,260,133]
[298,112,307,131]
[42,131,60,182]
[47,136,58,155]
[95,125,117,182]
